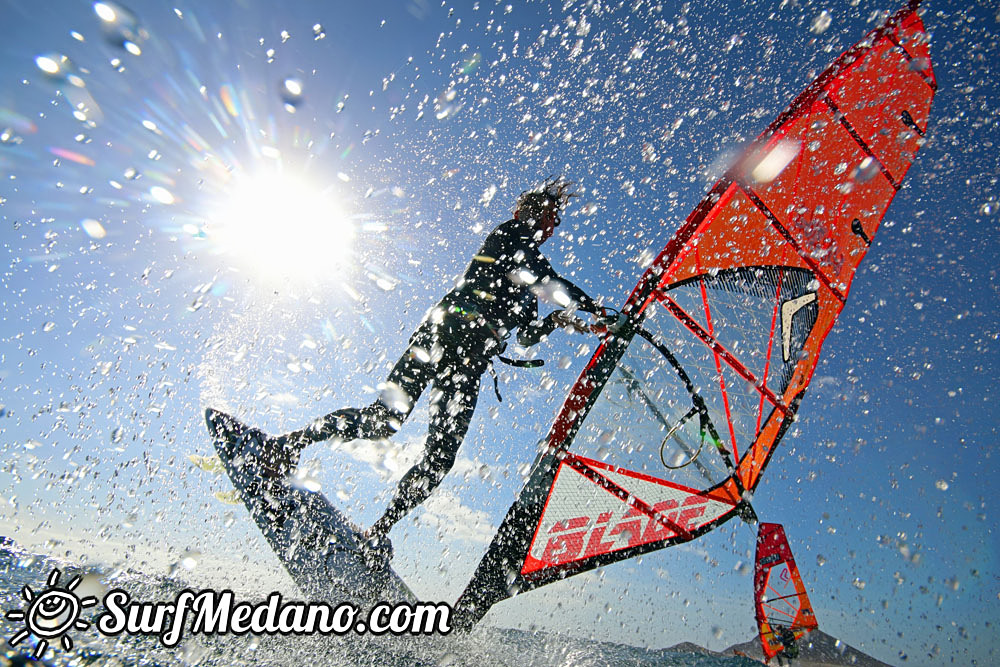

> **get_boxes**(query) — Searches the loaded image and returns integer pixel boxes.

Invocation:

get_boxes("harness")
[445,303,544,402]
[445,300,613,403]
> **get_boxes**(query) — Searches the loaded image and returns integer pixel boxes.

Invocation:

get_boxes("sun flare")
[210,169,354,283]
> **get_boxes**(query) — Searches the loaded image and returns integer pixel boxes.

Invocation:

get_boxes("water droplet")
[93,2,116,21]
[810,10,833,35]
[35,54,64,76]
[175,549,200,571]
[80,218,106,238]
[75,571,109,600]
[749,141,799,183]
[853,156,880,182]
[149,186,175,204]
[280,77,304,111]
[379,383,412,414]
[181,642,209,664]
[94,2,147,53]
[35,53,85,87]
[293,476,321,492]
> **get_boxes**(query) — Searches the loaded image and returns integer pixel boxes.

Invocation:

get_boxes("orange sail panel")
[754,523,819,659]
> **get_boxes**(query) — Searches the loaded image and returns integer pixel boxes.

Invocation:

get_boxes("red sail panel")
[745,100,899,294]
[827,41,933,184]
[754,523,819,659]
[895,9,936,88]
[520,455,737,578]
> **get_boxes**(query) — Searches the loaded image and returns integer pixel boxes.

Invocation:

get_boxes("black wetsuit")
[774,626,799,665]
[283,217,597,534]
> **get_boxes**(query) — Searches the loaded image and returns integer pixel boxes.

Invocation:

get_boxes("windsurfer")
[206,177,605,567]
[772,624,799,665]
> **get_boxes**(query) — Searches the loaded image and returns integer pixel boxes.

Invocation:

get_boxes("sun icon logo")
[5,568,98,659]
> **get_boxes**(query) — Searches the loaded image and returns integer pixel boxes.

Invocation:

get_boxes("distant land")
[663,629,893,666]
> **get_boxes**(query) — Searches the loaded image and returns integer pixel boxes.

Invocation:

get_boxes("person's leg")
[269,322,440,474]
[363,426,461,542]
[364,348,487,543]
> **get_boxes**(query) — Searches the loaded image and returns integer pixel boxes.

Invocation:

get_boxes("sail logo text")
[535,495,712,566]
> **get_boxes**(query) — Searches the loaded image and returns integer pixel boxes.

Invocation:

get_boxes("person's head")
[514,177,577,243]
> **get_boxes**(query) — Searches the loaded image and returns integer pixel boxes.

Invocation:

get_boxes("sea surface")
[0,544,757,667]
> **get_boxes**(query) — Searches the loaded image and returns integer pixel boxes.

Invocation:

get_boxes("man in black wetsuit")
[206,178,604,565]
[772,625,799,665]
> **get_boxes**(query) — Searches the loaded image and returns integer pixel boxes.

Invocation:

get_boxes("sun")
[5,569,98,659]
[208,168,355,284]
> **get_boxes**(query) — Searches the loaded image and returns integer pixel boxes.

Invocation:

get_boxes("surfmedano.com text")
[97,589,452,647]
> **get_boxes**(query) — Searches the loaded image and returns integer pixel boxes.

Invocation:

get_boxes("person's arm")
[523,248,602,314]
[551,275,601,314]
[517,310,597,347]
[517,310,561,347]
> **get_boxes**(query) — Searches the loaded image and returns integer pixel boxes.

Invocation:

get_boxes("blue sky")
[0,0,997,664]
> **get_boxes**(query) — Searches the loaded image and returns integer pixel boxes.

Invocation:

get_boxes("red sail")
[754,523,819,659]
[454,2,935,629]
